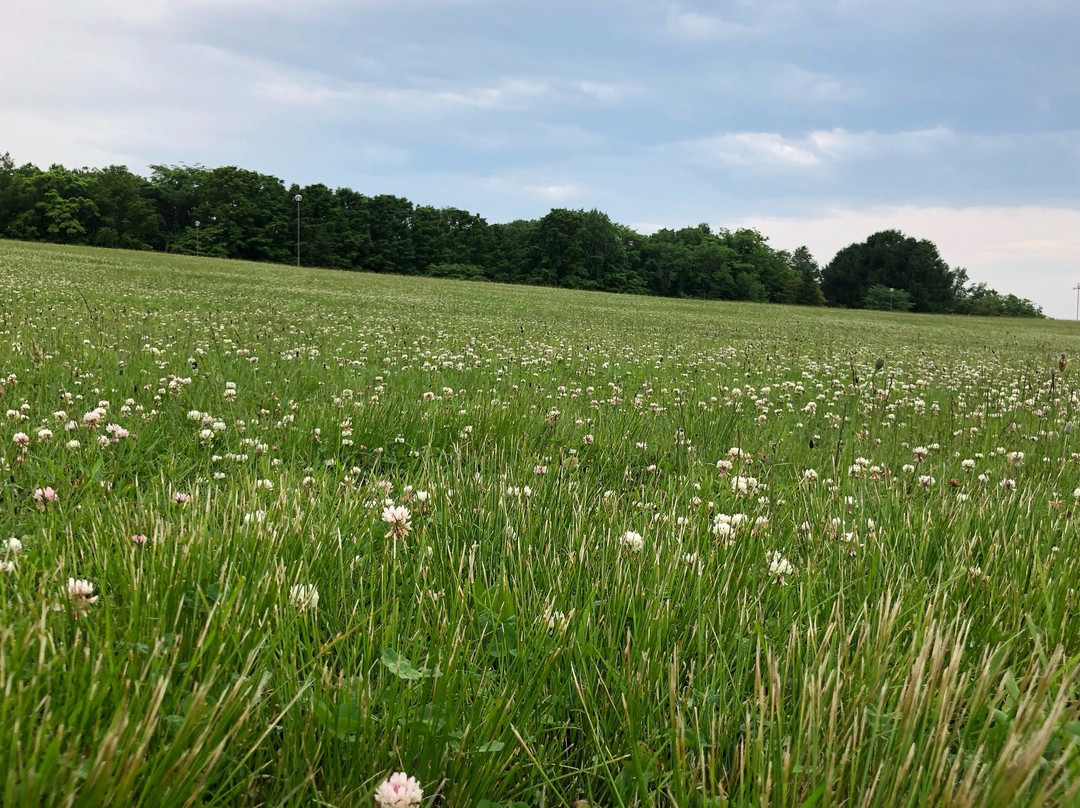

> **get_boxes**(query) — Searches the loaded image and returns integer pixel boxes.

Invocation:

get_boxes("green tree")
[863,284,914,311]
[790,246,826,306]
[87,165,161,249]
[822,230,957,313]
[147,164,205,252]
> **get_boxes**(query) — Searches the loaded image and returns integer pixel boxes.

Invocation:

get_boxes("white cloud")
[524,183,581,200]
[677,127,955,170]
[254,74,555,117]
[772,66,861,103]
[477,174,587,205]
[574,81,633,106]
[733,205,1080,319]
[666,9,758,40]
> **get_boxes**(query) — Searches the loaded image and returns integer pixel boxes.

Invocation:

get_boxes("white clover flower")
[620,530,644,552]
[766,551,795,584]
[67,577,98,615]
[731,476,760,497]
[289,583,319,611]
[382,505,412,539]
[373,772,423,808]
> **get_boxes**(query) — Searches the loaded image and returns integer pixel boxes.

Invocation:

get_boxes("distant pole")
[889,286,894,311]
[294,194,303,267]
[194,221,200,257]
[1074,283,1080,321]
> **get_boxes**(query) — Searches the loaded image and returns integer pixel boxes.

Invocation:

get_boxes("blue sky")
[5,0,1080,316]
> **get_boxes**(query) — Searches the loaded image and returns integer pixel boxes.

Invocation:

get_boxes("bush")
[863,284,913,311]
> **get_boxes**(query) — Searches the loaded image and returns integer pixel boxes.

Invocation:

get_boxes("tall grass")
[1,239,1079,806]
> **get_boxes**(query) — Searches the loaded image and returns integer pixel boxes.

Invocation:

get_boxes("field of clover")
[4,238,1080,808]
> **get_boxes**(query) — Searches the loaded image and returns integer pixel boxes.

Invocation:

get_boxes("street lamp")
[294,194,303,267]
[194,221,201,258]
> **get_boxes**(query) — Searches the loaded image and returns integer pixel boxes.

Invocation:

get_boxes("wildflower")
[5,537,22,554]
[374,772,423,808]
[67,577,98,615]
[620,530,644,552]
[731,476,760,497]
[66,439,81,449]
[105,423,129,440]
[33,486,56,507]
[131,534,148,546]
[766,551,795,584]
[289,584,319,611]
[918,475,935,490]
[382,505,412,539]
[173,492,190,505]
[82,409,106,429]
[0,560,14,574]
[13,432,29,447]
[913,446,929,461]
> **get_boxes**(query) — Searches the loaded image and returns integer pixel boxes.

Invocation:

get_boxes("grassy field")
[3,239,1080,807]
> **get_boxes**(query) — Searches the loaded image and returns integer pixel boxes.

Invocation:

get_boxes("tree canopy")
[0,153,1042,317]
[822,230,1041,317]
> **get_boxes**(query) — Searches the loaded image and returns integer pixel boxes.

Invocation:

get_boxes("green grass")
[3,238,1080,807]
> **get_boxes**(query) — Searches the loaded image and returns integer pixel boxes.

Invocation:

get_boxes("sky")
[4,0,1080,316]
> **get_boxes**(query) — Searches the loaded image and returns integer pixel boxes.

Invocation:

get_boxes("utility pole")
[294,194,303,267]
[1074,283,1080,321]
[194,221,200,257]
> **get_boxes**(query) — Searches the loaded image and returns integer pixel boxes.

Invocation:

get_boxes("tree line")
[0,154,1041,317]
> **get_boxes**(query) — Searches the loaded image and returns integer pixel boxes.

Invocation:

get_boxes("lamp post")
[194,221,200,258]
[1074,283,1080,321]
[294,194,303,267]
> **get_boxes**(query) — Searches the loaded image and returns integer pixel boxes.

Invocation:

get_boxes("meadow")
[3,239,1080,807]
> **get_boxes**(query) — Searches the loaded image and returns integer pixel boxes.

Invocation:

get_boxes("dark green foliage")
[0,153,1040,316]
[822,230,1041,317]
[954,283,1044,317]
